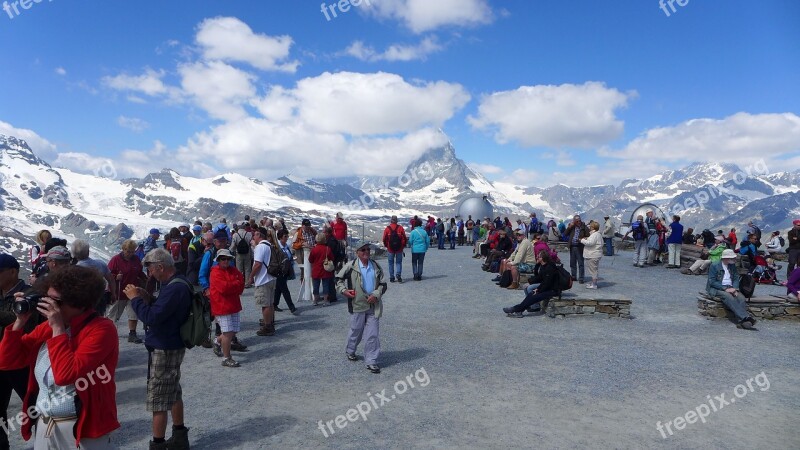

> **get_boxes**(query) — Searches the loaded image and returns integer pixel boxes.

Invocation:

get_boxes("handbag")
[323,249,335,272]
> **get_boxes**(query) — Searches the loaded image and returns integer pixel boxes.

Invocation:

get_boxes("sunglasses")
[218,257,233,262]
[357,248,371,252]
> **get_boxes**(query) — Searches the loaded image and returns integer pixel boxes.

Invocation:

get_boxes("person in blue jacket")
[408,219,430,281]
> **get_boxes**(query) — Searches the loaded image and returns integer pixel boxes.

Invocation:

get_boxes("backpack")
[632,222,647,241]
[498,269,512,288]
[169,277,212,349]
[437,222,445,233]
[235,231,251,255]
[779,236,785,247]
[135,242,145,261]
[169,238,184,263]
[739,273,756,299]
[701,229,715,244]
[387,225,403,252]
[262,242,291,278]
[555,264,573,298]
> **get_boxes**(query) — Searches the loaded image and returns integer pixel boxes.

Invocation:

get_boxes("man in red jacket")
[330,212,348,260]
[382,215,407,283]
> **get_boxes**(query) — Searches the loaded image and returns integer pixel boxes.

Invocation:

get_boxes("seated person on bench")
[706,249,756,330]
[502,251,558,317]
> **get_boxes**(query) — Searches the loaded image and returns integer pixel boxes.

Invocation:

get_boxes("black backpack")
[388,225,403,252]
[739,273,756,299]
[235,231,251,255]
[702,229,715,243]
[555,264,573,298]
[779,236,785,247]
[632,222,647,241]
[498,270,512,288]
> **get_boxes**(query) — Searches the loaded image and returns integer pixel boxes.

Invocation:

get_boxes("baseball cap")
[192,225,202,232]
[794,219,800,226]
[149,228,160,235]
[47,246,72,261]
[720,249,737,259]
[0,254,20,270]
[336,212,343,219]
[357,242,373,251]
[214,229,229,241]
[391,215,398,223]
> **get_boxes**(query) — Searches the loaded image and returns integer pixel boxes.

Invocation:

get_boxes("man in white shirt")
[248,227,276,336]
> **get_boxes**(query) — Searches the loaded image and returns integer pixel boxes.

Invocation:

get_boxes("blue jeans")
[569,245,585,281]
[388,251,403,278]
[412,252,425,278]
[603,237,614,256]
[437,232,444,249]
[449,231,456,249]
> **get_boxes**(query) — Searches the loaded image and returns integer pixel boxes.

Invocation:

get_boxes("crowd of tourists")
[0,212,391,449]
[1,209,798,448]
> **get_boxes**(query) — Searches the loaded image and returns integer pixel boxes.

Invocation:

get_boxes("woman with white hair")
[72,239,116,316]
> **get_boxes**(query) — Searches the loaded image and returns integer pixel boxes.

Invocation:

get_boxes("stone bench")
[697,293,800,321]
[545,294,632,319]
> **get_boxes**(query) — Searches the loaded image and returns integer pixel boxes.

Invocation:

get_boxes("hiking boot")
[149,441,168,450]
[212,341,223,357]
[230,340,248,352]
[396,276,402,283]
[290,308,299,315]
[256,325,275,336]
[274,306,284,312]
[739,317,757,330]
[347,353,358,361]
[680,268,692,275]
[221,358,241,368]
[506,311,524,318]
[128,333,143,344]
[366,364,381,374]
[389,277,396,283]
[165,426,190,450]
[507,282,519,290]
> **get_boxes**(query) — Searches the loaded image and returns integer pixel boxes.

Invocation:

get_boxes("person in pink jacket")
[209,249,245,368]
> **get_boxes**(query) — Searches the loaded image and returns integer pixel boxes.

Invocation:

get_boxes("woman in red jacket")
[308,233,334,306]
[0,265,119,449]
[209,249,245,368]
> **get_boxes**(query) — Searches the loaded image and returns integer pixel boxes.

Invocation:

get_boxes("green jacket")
[336,258,387,318]
[706,244,726,263]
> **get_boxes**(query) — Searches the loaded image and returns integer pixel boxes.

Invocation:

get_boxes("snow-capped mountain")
[2,133,799,269]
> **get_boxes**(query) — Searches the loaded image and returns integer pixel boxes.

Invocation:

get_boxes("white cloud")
[55,67,66,76]
[502,159,669,189]
[117,116,150,133]
[195,17,299,72]
[278,71,470,135]
[183,123,448,179]
[469,82,636,149]
[102,68,171,97]
[541,150,576,167]
[179,61,256,122]
[468,163,503,174]
[54,141,218,180]
[0,120,58,160]
[601,112,800,170]
[344,36,443,62]
[367,0,493,33]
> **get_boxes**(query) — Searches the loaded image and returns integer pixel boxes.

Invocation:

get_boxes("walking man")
[382,215,407,283]
[337,242,388,374]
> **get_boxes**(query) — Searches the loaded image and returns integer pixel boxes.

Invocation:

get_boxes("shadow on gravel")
[378,347,429,369]
[418,275,447,280]
[239,344,295,362]
[114,418,153,447]
[114,365,148,383]
[192,414,298,448]
[117,385,147,406]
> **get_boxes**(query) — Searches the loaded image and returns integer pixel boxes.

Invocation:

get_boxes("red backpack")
[169,238,184,263]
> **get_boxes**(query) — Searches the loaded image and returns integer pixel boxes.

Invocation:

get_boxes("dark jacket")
[0,280,37,356]
[789,228,800,251]
[565,222,590,246]
[537,262,559,293]
[131,274,191,350]
[495,236,513,256]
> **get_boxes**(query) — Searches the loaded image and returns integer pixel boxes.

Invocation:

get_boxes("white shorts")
[216,313,241,333]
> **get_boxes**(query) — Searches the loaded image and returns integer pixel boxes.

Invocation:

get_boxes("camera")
[13,293,43,315]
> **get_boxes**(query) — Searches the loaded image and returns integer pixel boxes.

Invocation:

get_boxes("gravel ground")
[7,247,800,449]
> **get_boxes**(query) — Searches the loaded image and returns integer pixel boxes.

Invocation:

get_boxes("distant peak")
[0,134,51,168]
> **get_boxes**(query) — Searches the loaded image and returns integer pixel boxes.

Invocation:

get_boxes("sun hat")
[46,246,71,261]
[720,249,737,259]
[215,249,234,261]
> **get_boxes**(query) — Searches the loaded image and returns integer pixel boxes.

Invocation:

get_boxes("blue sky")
[0,0,798,187]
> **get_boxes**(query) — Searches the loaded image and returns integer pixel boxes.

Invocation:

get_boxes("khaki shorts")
[147,348,185,412]
[296,247,309,265]
[254,280,276,307]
